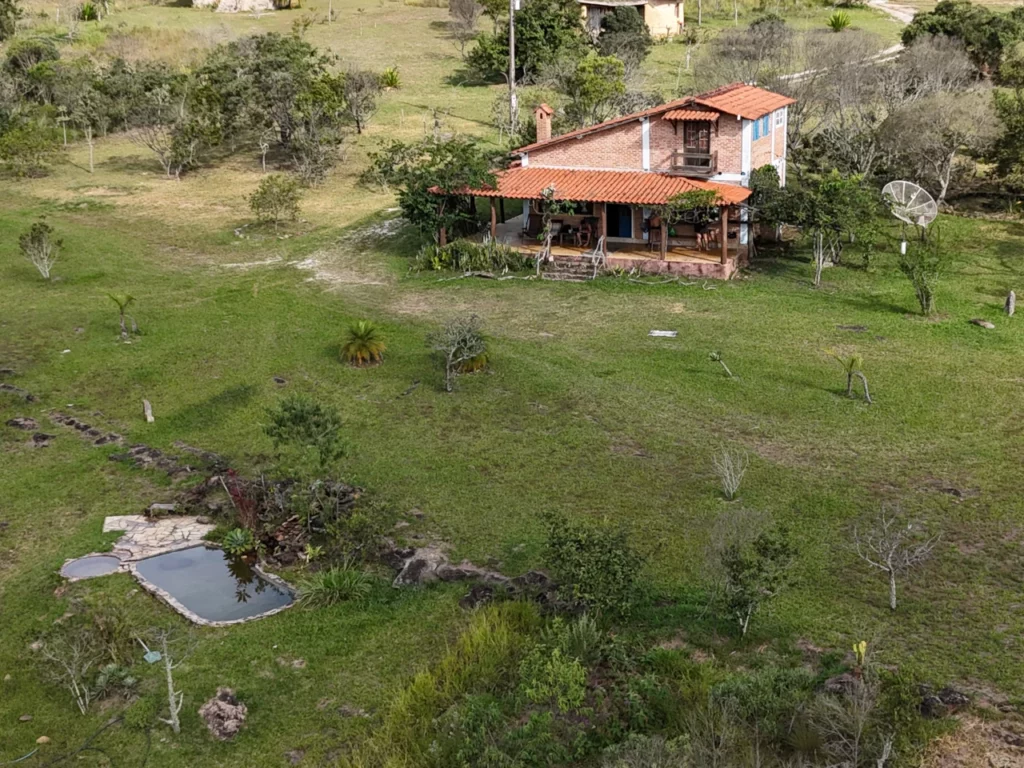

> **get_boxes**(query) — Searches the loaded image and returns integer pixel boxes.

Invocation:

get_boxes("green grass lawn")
[1,176,1023,764]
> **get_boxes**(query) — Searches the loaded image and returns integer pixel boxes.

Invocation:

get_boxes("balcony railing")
[671,150,717,176]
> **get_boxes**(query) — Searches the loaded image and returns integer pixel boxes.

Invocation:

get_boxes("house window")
[775,109,784,128]
[683,121,710,154]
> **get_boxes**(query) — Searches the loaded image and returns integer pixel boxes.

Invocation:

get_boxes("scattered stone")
[199,687,248,741]
[28,641,42,652]
[147,503,177,516]
[970,318,996,329]
[284,749,305,765]
[0,383,36,402]
[459,584,496,610]
[49,412,123,446]
[1007,290,1016,317]
[338,704,370,718]
[823,672,860,696]
[3,674,10,681]
[172,442,229,470]
[919,685,970,719]
[0,367,15,376]
[36,736,50,745]
[407,507,425,519]
[19,714,32,722]
[30,433,55,447]
[6,417,37,430]
[316,698,332,711]
[196,516,212,525]
[393,521,410,531]
[836,324,868,332]
[392,545,450,587]
[272,376,287,385]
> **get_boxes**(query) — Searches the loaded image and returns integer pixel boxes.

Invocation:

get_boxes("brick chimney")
[534,103,555,143]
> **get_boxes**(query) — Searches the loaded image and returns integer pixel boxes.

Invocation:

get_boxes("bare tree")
[693,16,796,93]
[57,0,81,40]
[427,314,487,392]
[342,70,383,135]
[854,507,940,611]
[150,628,196,735]
[19,221,62,280]
[811,673,892,768]
[449,0,483,58]
[712,448,748,500]
[38,631,102,715]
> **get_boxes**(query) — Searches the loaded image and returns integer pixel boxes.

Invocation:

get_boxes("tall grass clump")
[297,563,377,607]
[348,602,540,766]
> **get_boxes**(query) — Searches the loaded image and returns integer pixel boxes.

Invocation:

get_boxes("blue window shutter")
[753,120,759,140]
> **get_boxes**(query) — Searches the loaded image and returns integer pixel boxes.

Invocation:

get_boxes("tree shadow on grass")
[98,154,164,175]
[166,383,258,433]
[834,293,910,317]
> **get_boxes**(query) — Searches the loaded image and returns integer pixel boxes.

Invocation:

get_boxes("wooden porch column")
[660,218,668,259]
[597,202,607,241]
[490,198,497,239]
[439,226,447,246]
[720,205,729,265]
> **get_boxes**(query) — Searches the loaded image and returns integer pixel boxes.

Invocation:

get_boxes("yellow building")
[579,0,684,38]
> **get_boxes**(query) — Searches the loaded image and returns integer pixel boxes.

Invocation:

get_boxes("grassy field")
[2,0,1023,765]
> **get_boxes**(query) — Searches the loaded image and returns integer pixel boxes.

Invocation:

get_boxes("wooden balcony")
[671,150,717,176]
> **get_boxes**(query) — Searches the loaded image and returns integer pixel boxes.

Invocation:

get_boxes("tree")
[466,0,587,83]
[0,0,20,42]
[449,0,483,58]
[695,14,796,93]
[721,524,796,636]
[342,69,382,135]
[426,314,488,392]
[149,628,195,735]
[854,507,940,611]
[901,0,1024,77]
[248,173,302,231]
[882,91,1000,203]
[597,6,652,77]
[290,72,346,184]
[546,52,625,129]
[363,136,496,243]
[37,627,102,715]
[264,394,345,472]
[897,225,950,315]
[542,510,646,617]
[108,293,137,339]
[19,220,62,279]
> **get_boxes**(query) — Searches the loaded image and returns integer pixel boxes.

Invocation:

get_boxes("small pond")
[61,554,122,580]
[134,546,293,625]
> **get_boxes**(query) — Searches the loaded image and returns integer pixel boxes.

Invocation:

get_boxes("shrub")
[414,238,534,273]
[898,227,952,316]
[519,646,587,712]
[297,562,377,607]
[712,449,748,500]
[222,527,256,555]
[340,320,386,366]
[92,663,138,700]
[427,314,488,392]
[264,394,345,472]
[542,512,646,617]
[19,221,62,280]
[827,10,851,32]
[379,66,401,89]
[248,173,302,232]
[712,666,816,742]
[722,524,797,636]
[80,2,98,20]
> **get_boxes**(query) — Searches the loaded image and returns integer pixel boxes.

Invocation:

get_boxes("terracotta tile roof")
[515,83,795,153]
[663,109,720,122]
[695,83,795,121]
[464,167,751,206]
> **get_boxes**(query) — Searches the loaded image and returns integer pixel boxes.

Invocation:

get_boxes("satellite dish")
[882,180,938,228]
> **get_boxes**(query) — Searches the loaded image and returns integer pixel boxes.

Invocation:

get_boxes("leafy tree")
[992,86,1024,191]
[901,0,1024,76]
[248,173,302,231]
[449,0,483,58]
[0,0,20,41]
[542,511,646,617]
[342,69,382,134]
[264,394,345,472]
[549,53,625,129]
[0,118,60,176]
[597,6,652,76]
[898,225,952,315]
[363,136,496,242]
[466,0,587,83]
[19,220,62,279]
[290,71,346,184]
[721,524,796,636]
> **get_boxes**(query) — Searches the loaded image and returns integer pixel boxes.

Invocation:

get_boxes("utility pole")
[508,0,518,133]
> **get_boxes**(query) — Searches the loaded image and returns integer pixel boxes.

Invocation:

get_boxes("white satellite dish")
[882,180,938,229]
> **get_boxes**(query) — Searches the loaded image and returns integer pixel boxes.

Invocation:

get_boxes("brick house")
[464,83,794,279]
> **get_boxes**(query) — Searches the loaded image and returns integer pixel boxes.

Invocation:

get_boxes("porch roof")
[464,167,751,206]
[663,109,720,122]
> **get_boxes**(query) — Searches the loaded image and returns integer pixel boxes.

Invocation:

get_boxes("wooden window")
[683,121,710,153]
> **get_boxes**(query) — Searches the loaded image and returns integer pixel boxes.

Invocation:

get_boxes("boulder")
[919,684,970,719]
[392,546,449,587]
[199,687,248,741]
[823,672,860,696]
[6,417,37,430]
[459,584,496,610]
[31,433,55,447]
[970,318,996,329]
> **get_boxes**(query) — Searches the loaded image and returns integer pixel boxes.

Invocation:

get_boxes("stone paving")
[102,515,217,562]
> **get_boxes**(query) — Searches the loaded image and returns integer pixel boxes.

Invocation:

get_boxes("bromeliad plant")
[340,320,386,367]
[222,528,257,556]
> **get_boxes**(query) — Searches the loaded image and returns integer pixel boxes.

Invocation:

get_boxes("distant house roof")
[577,0,648,6]
[515,83,795,154]
[465,167,751,206]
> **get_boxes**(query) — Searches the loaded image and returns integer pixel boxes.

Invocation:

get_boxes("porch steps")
[541,260,595,282]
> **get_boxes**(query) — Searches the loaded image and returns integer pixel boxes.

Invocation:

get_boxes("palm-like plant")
[108,293,136,340]
[826,348,872,403]
[827,10,851,32]
[340,320,386,367]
